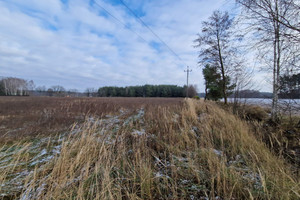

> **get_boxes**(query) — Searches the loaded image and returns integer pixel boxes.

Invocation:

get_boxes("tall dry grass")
[0,99,299,199]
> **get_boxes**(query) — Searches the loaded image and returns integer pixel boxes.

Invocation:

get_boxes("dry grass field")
[0,97,182,143]
[0,97,299,199]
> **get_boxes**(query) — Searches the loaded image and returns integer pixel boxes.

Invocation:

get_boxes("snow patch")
[154,172,170,179]
[131,129,146,136]
[212,149,223,156]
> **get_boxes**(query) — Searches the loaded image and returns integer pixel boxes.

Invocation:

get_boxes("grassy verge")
[0,99,299,199]
[227,103,300,169]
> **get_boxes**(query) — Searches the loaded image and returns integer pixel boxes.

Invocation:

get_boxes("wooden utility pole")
[184,66,192,97]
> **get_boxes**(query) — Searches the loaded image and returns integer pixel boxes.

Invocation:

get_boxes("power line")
[184,66,192,97]
[92,0,149,44]
[92,0,190,70]
[118,0,185,62]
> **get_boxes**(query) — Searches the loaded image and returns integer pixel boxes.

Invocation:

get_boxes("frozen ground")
[0,108,146,199]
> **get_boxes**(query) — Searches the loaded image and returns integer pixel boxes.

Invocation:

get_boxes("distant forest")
[98,85,197,98]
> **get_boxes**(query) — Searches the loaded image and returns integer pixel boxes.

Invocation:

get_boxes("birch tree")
[0,77,34,96]
[194,10,237,104]
[237,0,300,42]
[236,0,300,120]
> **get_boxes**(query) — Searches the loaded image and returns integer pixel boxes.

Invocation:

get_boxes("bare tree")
[47,88,54,97]
[68,89,79,97]
[0,77,34,96]
[236,0,300,42]
[231,65,256,113]
[36,86,47,93]
[27,80,35,92]
[85,88,97,97]
[51,85,66,97]
[34,86,47,96]
[236,0,300,120]
[194,10,239,104]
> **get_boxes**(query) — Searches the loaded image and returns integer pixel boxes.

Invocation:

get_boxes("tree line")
[1,74,298,100]
[98,85,197,98]
[0,77,198,98]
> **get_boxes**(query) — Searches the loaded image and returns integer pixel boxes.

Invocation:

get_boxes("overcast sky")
[0,0,270,92]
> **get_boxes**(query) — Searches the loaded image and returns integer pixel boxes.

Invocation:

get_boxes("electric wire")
[92,0,149,44]
[118,0,185,63]
[93,0,187,66]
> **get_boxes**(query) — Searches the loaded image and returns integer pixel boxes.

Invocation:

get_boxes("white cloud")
[0,0,271,92]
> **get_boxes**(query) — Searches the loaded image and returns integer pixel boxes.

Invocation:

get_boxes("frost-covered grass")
[0,107,145,198]
[0,98,299,199]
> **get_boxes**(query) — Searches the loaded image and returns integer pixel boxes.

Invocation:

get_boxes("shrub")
[244,105,268,121]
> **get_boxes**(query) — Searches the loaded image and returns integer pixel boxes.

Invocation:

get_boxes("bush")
[243,105,268,121]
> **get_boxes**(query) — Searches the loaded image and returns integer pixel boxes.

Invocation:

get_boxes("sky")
[0,0,269,92]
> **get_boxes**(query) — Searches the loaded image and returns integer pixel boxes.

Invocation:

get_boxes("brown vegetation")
[0,97,182,143]
[0,98,299,199]
[226,103,300,168]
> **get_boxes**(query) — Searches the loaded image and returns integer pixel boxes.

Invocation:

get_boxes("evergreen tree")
[203,64,235,101]
[97,85,185,97]
[279,73,300,99]
[203,65,223,100]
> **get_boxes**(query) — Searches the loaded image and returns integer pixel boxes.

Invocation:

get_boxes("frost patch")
[172,114,180,122]
[131,129,146,136]
[212,149,223,156]
[228,155,263,190]
[154,172,170,179]
[124,108,144,125]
